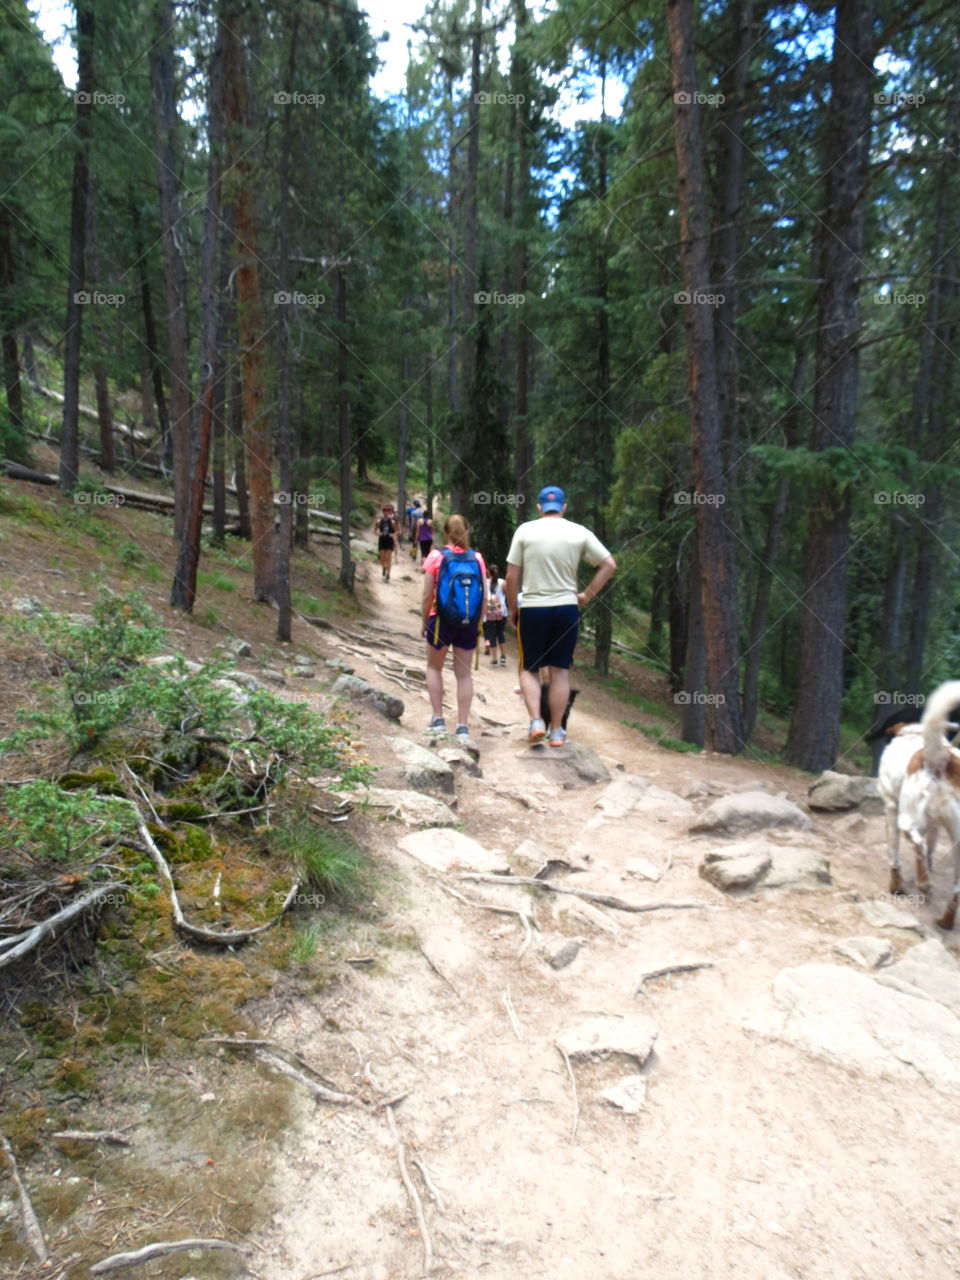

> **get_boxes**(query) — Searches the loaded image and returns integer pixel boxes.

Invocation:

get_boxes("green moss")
[57,767,124,796]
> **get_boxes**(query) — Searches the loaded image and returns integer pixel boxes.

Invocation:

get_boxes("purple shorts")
[424,616,479,650]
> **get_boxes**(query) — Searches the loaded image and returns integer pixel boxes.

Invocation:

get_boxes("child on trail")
[417,513,434,560]
[421,514,487,739]
[375,504,398,581]
[483,563,508,666]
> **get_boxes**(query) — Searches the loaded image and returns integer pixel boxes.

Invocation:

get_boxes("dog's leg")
[885,798,905,895]
[936,826,960,930]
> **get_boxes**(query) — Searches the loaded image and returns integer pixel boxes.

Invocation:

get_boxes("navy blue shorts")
[517,605,579,671]
[424,616,479,651]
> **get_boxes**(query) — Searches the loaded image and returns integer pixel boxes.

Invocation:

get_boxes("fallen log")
[0,882,124,971]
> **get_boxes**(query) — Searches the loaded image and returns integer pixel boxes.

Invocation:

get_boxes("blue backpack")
[435,548,484,629]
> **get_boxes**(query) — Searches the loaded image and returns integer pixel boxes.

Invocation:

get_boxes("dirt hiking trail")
[252,548,960,1280]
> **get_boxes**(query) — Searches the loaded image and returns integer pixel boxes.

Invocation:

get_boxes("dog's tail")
[921,681,960,772]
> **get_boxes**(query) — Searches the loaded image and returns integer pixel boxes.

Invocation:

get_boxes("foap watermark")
[74,290,125,307]
[675,290,725,308]
[873,491,925,506]
[276,891,327,907]
[874,690,924,707]
[277,490,326,507]
[274,91,325,107]
[874,291,925,307]
[475,290,524,306]
[75,90,125,107]
[674,490,725,506]
[674,690,726,706]
[876,892,925,908]
[874,91,925,107]
[674,90,725,107]
[74,491,125,506]
[472,491,526,506]
[274,290,325,307]
[73,689,125,707]
[475,91,525,105]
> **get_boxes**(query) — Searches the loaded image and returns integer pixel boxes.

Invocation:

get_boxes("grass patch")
[289,921,324,965]
[627,722,704,754]
[271,820,369,903]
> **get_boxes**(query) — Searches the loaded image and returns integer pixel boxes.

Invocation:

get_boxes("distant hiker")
[375,504,398,582]
[483,563,508,666]
[422,514,487,738]
[406,498,422,542]
[417,512,434,560]
[505,485,616,746]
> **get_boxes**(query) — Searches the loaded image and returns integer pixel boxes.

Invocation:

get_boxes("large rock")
[747,963,960,1091]
[700,841,830,894]
[13,596,44,617]
[690,791,813,837]
[558,1015,657,1068]
[331,673,404,722]
[759,847,831,890]
[396,827,509,874]
[435,743,482,778]
[528,741,611,787]
[594,774,693,822]
[225,670,265,692]
[858,898,927,935]
[360,788,455,827]
[808,770,882,813]
[833,936,893,970]
[222,637,253,659]
[390,738,456,796]
[875,939,960,1016]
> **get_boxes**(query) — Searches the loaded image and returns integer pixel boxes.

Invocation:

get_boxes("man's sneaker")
[499,656,506,665]
[548,728,567,748]
[427,716,446,733]
[455,724,470,738]
[528,718,546,745]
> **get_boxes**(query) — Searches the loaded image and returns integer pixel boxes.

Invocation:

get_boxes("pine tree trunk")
[149,0,191,534]
[512,0,532,505]
[274,17,298,642]
[337,268,354,592]
[223,1,275,602]
[784,0,874,772]
[425,355,434,519]
[170,22,223,613]
[666,0,744,753]
[446,71,459,427]
[231,371,251,539]
[22,331,39,392]
[211,207,233,547]
[0,207,25,435]
[59,0,95,494]
[86,193,115,473]
[131,203,170,467]
[680,539,706,745]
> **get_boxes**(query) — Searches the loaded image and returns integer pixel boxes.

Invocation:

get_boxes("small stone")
[700,850,771,892]
[261,667,287,685]
[833,936,894,969]
[226,670,265,692]
[361,789,455,828]
[624,858,662,883]
[558,1015,658,1068]
[601,1076,647,1114]
[324,658,355,673]
[224,638,253,658]
[435,744,482,777]
[331,674,404,721]
[13,596,44,617]
[548,940,582,970]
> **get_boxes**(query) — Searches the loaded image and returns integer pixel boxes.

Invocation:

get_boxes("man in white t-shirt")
[505,485,616,746]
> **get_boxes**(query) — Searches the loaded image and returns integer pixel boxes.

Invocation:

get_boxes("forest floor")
[2,472,959,1280]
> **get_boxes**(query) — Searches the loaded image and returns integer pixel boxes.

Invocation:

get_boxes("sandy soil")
[250,545,960,1280]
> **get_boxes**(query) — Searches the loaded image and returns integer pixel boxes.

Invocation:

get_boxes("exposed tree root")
[90,1237,248,1274]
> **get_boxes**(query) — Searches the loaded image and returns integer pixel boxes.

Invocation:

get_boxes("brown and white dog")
[877,720,927,896]
[894,680,960,929]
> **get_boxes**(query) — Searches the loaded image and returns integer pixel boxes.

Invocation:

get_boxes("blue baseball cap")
[538,485,566,513]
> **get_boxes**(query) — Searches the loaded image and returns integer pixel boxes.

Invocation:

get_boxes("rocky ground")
[241,552,960,1280]
[3,503,960,1280]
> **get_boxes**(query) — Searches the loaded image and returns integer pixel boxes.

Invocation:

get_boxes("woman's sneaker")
[528,718,546,745]
[426,716,446,734]
[548,728,567,748]
[455,724,470,738]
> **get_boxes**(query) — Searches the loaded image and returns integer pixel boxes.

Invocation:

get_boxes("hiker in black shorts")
[505,485,616,746]
[375,504,398,581]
